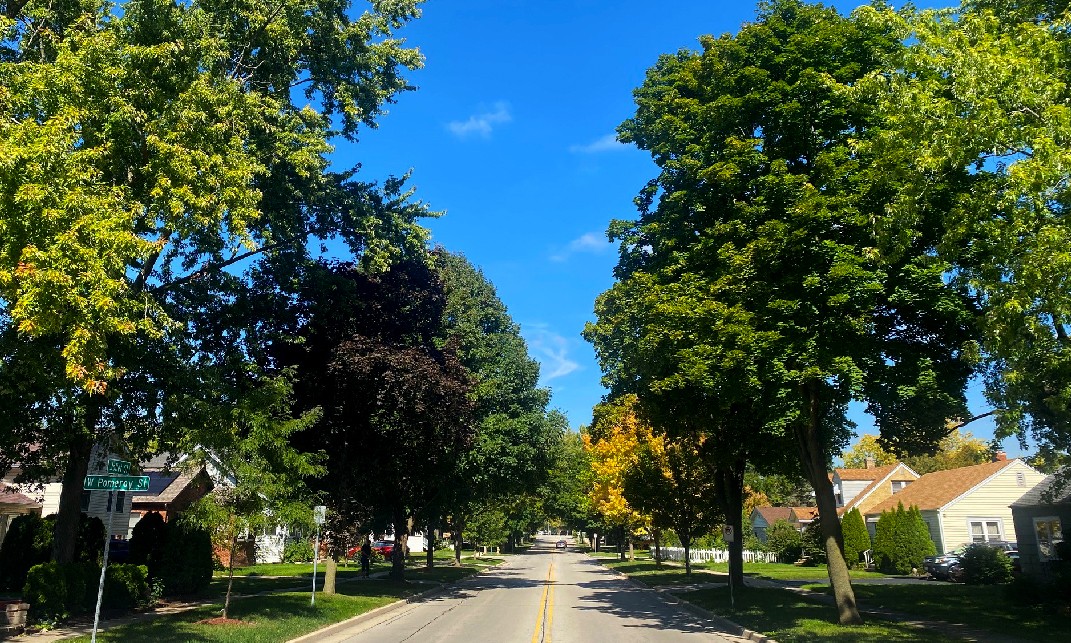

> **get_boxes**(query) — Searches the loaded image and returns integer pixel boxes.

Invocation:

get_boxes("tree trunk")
[390,511,409,580]
[618,526,626,561]
[453,524,463,566]
[796,382,862,625]
[628,536,634,562]
[683,536,692,576]
[223,518,237,619]
[52,434,93,563]
[426,523,435,569]
[653,527,662,567]
[715,460,746,588]
[324,554,337,594]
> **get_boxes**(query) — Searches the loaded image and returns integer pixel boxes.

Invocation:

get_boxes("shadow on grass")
[683,586,954,642]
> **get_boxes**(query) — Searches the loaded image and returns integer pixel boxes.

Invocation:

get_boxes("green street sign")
[107,459,131,474]
[83,475,149,492]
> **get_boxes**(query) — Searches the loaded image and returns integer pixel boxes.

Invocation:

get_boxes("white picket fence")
[659,547,778,564]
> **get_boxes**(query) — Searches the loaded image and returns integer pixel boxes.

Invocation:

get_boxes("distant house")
[1011,471,1069,580]
[128,467,214,535]
[0,486,42,547]
[2,445,136,540]
[864,457,1045,555]
[751,506,795,542]
[836,462,920,517]
[750,506,821,542]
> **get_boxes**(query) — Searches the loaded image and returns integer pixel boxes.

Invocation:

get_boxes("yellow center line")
[531,560,554,643]
[546,563,555,643]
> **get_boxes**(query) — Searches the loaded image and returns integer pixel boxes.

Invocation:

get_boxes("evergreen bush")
[0,513,51,590]
[841,507,870,568]
[282,539,315,563]
[128,512,168,581]
[101,564,149,610]
[873,502,935,574]
[958,543,1013,584]
[158,522,213,595]
[22,562,91,621]
[801,519,827,564]
[764,519,802,562]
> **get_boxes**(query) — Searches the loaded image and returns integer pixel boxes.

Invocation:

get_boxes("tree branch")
[947,410,997,432]
[148,237,300,296]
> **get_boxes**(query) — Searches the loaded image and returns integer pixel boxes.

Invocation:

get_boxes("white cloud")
[550,231,613,262]
[522,325,580,383]
[447,102,512,138]
[569,133,626,154]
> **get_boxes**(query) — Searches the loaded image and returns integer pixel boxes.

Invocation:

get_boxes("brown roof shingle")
[865,460,1018,515]
[752,506,795,525]
[835,463,899,481]
[792,506,819,521]
[838,463,920,515]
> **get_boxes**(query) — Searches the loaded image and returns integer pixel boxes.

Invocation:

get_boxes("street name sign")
[83,475,149,492]
[106,459,131,474]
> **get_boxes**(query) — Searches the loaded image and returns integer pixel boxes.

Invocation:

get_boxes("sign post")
[84,459,146,643]
[312,505,326,606]
[722,525,736,610]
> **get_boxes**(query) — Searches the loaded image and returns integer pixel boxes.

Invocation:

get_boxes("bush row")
[0,514,105,591]
[22,562,149,622]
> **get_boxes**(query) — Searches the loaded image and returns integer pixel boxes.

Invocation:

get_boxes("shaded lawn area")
[683,586,957,643]
[68,582,418,643]
[805,582,1071,642]
[602,559,724,586]
[405,564,482,584]
[703,561,889,581]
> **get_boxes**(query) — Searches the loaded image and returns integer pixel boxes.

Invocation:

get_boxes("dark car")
[925,541,1018,580]
[555,540,567,549]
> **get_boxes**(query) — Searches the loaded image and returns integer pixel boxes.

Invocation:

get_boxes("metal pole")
[311,525,320,606]
[91,491,117,643]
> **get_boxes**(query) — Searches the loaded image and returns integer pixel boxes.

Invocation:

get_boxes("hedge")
[873,502,935,574]
[22,562,147,622]
[841,507,871,568]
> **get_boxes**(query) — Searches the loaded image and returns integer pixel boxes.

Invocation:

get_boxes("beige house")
[836,462,920,517]
[864,457,1046,555]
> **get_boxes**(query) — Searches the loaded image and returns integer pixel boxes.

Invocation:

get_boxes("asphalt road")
[323,535,742,643]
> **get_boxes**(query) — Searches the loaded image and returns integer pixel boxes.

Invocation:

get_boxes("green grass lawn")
[602,559,723,587]
[405,564,482,584]
[703,561,889,581]
[805,582,1071,642]
[68,582,417,643]
[214,562,381,577]
[683,586,956,642]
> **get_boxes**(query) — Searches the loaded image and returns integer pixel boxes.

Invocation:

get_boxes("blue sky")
[335,1,1023,455]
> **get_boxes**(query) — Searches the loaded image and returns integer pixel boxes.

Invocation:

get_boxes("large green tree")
[281,260,475,581]
[0,0,429,562]
[433,250,566,564]
[589,0,976,624]
[864,0,1071,471]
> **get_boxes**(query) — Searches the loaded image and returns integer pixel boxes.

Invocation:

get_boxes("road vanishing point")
[318,535,744,643]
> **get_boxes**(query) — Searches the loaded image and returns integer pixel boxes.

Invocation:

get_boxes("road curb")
[603,563,777,643]
[288,560,507,643]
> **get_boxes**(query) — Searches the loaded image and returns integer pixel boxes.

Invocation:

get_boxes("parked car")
[555,540,567,549]
[925,541,1018,580]
[346,540,397,559]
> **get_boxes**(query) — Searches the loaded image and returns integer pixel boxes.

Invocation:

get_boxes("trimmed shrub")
[958,543,1013,585]
[283,539,315,563]
[101,564,149,610]
[841,507,871,568]
[128,512,168,582]
[0,513,51,590]
[873,502,935,574]
[764,519,802,563]
[22,562,91,621]
[158,522,213,595]
[801,519,827,564]
[76,515,106,564]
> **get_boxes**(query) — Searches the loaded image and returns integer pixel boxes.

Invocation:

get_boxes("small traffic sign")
[722,524,735,543]
[313,505,326,525]
[83,475,149,492]
[107,459,131,474]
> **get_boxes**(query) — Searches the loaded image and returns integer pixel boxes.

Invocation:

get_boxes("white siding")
[940,461,1046,551]
[840,480,870,506]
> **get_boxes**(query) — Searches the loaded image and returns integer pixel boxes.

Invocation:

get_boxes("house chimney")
[994,451,1007,462]
[865,457,875,469]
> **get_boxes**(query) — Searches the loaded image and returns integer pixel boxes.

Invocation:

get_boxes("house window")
[1034,517,1064,561]
[891,480,909,493]
[969,518,1004,543]
[80,491,91,512]
[105,491,125,513]
[1016,472,1026,487]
